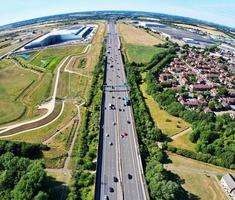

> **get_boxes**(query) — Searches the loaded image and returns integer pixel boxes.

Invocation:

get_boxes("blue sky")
[1,0,235,27]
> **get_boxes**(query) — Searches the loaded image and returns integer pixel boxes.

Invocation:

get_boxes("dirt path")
[46,102,84,185]
[171,127,192,140]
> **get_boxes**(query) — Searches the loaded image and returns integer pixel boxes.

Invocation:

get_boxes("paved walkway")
[171,127,192,140]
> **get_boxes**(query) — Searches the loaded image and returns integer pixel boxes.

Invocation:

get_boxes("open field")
[139,74,190,136]
[21,45,86,71]
[23,73,53,118]
[176,171,226,200]
[118,22,164,46]
[44,117,78,168]
[0,41,26,56]
[0,59,38,125]
[125,44,166,63]
[170,130,195,151]
[1,102,76,143]
[168,152,235,176]
[175,23,228,37]
[30,45,85,71]
[66,21,106,75]
[57,72,91,102]
[166,152,235,200]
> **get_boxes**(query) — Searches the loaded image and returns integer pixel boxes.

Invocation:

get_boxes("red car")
[124,132,128,136]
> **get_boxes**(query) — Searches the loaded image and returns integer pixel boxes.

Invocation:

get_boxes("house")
[181,99,207,108]
[190,84,214,92]
[221,98,235,109]
[221,174,235,200]
[159,73,173,82]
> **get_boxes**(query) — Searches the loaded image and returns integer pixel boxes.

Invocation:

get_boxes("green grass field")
[0,59,38,125]
[57,72,91,102]
[139,73,190,136]
[26,45,85,71]
[125,44,165,64]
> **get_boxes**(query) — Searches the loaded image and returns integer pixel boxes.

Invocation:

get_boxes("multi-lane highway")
[95,20,149,200]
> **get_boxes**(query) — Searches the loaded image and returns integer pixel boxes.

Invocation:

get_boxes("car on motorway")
[113,122,116,125]
[127,120,131,124]
[113,176,118,182]
[124,132,128,136]
[109,142,113,146]
[104,195,109,200]
[128,174,132,179]
[106,133,109,137]
[109,187,114,192]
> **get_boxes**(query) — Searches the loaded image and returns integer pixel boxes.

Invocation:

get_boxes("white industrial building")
[24,25,96,49]
[221,174,235,200]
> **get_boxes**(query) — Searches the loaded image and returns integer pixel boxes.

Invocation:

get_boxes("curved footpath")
[0,44,91,137]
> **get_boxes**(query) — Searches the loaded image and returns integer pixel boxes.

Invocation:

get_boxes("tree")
[208,100,216,111]
[218,86,228,96]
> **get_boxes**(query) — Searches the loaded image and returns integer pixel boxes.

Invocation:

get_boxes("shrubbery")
[67,46,105,200]
[0,141,50,200]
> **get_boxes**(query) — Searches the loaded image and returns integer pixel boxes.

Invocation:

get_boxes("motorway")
[95,21,148,200]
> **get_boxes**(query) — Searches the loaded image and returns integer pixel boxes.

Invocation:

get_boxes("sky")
[0,0,235,27]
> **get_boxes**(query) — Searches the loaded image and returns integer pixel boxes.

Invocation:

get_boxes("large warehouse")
[24,25,96,49]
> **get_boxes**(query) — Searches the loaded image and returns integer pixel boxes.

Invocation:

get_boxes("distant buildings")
[221,174,235,200]
[156,46,235,113]
[128,20,214,47]
[24,25,96,49]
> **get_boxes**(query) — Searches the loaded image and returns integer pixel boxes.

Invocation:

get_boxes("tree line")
[125,58,195,199]
[67,46,106,200]
[0,140,50,200]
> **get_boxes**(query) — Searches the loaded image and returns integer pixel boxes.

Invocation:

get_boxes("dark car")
[128,174,132,179]
[113,176,118,182]
[109,187,114,192]
[127,120,131,124]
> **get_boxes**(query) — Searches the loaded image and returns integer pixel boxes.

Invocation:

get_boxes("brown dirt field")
[168,152,235,175]
[117,22,164,46]
[175,23,228,37]
[176,171,227,200]
[83,21,106,73]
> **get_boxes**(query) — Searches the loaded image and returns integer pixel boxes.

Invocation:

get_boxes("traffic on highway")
[95,20,149,200]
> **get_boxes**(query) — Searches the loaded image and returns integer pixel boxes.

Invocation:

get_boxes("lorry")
[124,96,130,106]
